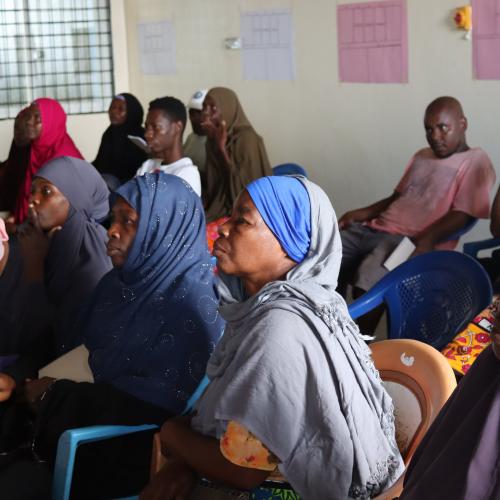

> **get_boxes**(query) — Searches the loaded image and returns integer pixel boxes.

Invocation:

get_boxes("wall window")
[0,0,114,119]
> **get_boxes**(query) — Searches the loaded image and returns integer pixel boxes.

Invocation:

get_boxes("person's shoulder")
[251,306,310,346]
[464,147,493,163]
[412,147,434,160]
[136,158,158,175]
[234,127,261,143]
[167,157,200,175]
[179,156,198,170]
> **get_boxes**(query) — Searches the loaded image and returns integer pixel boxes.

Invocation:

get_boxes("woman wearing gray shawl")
[141,176,403,500]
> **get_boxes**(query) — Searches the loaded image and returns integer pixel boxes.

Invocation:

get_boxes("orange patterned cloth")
[206,216,229,253]
[442,297,498,375]
[220,420,281,476]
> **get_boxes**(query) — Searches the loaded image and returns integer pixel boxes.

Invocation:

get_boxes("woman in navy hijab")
[26,173,224,499]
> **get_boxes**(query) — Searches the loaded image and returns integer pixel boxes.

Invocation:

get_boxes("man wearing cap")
[183,89,208,178]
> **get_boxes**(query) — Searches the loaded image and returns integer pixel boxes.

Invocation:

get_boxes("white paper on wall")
[138,20,176,75]
[240,9,295,81]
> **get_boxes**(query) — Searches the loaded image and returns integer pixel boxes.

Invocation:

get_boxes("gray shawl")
[191,178,404,499]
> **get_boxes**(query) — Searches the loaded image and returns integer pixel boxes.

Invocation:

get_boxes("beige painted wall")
[1,0,498,244]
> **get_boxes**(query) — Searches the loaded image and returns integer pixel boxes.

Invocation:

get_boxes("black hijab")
[93,93,147,183]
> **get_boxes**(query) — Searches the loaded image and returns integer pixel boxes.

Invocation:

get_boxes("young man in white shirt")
[136,96,202,196]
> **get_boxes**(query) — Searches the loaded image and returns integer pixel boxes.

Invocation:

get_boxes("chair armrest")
[183,375,210,415]
[463,237,500,258]
[52,424,158,500]
[348,292,385,320]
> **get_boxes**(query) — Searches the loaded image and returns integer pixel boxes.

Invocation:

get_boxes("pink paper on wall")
[472,0,500,80]
[337,0,408,83]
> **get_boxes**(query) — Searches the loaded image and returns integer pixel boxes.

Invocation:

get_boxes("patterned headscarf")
[82,173,224,412]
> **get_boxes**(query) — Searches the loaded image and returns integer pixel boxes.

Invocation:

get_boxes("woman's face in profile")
[15,103,42,146]
[201,95,221,130]
[213,190,286,280]
[106,196,138,268]
[108,98,127,126]
[29,177,70,231]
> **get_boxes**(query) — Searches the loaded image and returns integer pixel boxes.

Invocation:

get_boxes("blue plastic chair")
[463,236,500,258]
[51,373,212,500]
[52,424,157,500]
[272,163,308,177]
[348,250,492,350]
[441,217,477,243]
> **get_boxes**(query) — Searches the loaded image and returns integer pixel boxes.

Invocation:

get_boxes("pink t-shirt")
[366,147,496,239]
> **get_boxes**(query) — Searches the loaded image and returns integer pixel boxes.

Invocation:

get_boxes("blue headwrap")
[81,173,224,413]
[247,176,311,263]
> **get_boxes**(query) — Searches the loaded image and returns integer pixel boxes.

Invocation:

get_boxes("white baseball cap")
[187,89,208,111]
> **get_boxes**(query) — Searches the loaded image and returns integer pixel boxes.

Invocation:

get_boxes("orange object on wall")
[454,5,472,31]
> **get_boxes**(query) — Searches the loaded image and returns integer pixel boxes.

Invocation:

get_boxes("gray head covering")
[191,177,404,499]
[34,156,112,352]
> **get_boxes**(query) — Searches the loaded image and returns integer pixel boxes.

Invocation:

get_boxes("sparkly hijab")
[192,177,404,499]
[82,173,224,412]
[15,98,83,223]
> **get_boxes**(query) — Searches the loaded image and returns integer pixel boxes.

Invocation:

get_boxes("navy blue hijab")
[82,173,224,413]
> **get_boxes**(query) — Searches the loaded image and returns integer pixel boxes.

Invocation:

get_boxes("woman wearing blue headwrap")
[1,173,224,499]
[142,176,403,500]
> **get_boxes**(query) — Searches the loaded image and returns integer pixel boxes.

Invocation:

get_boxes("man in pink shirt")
[338,96,495,329]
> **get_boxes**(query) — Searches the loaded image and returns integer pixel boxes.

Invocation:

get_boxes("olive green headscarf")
[203,87,271,222]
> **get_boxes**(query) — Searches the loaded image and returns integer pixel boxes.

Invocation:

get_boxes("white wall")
[1,0,498,244]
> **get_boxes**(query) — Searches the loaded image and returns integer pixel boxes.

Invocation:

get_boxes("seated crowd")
[0,91,497,500]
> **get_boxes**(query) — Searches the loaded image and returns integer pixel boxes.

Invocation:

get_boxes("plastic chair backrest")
[463,236,500,258]
[272,163,308,177]
[348,251,492,350]
[52,424,157,500]
[441,217,477,243]
[370,339,457,500]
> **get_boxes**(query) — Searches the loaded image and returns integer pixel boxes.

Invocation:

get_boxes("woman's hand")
[18,206,61,282]
[338,208,370,230]
[202,117,228,155]
[140,460,196,500]
[0,373,16,402]
[4,215,17,235]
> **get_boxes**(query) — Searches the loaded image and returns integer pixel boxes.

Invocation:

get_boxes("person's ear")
[460,116,468,132]
[173,120,183,137]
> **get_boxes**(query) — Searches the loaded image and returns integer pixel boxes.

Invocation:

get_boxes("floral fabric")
[442,297,497,375]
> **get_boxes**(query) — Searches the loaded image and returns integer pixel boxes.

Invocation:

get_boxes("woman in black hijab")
[93,93,148,185]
